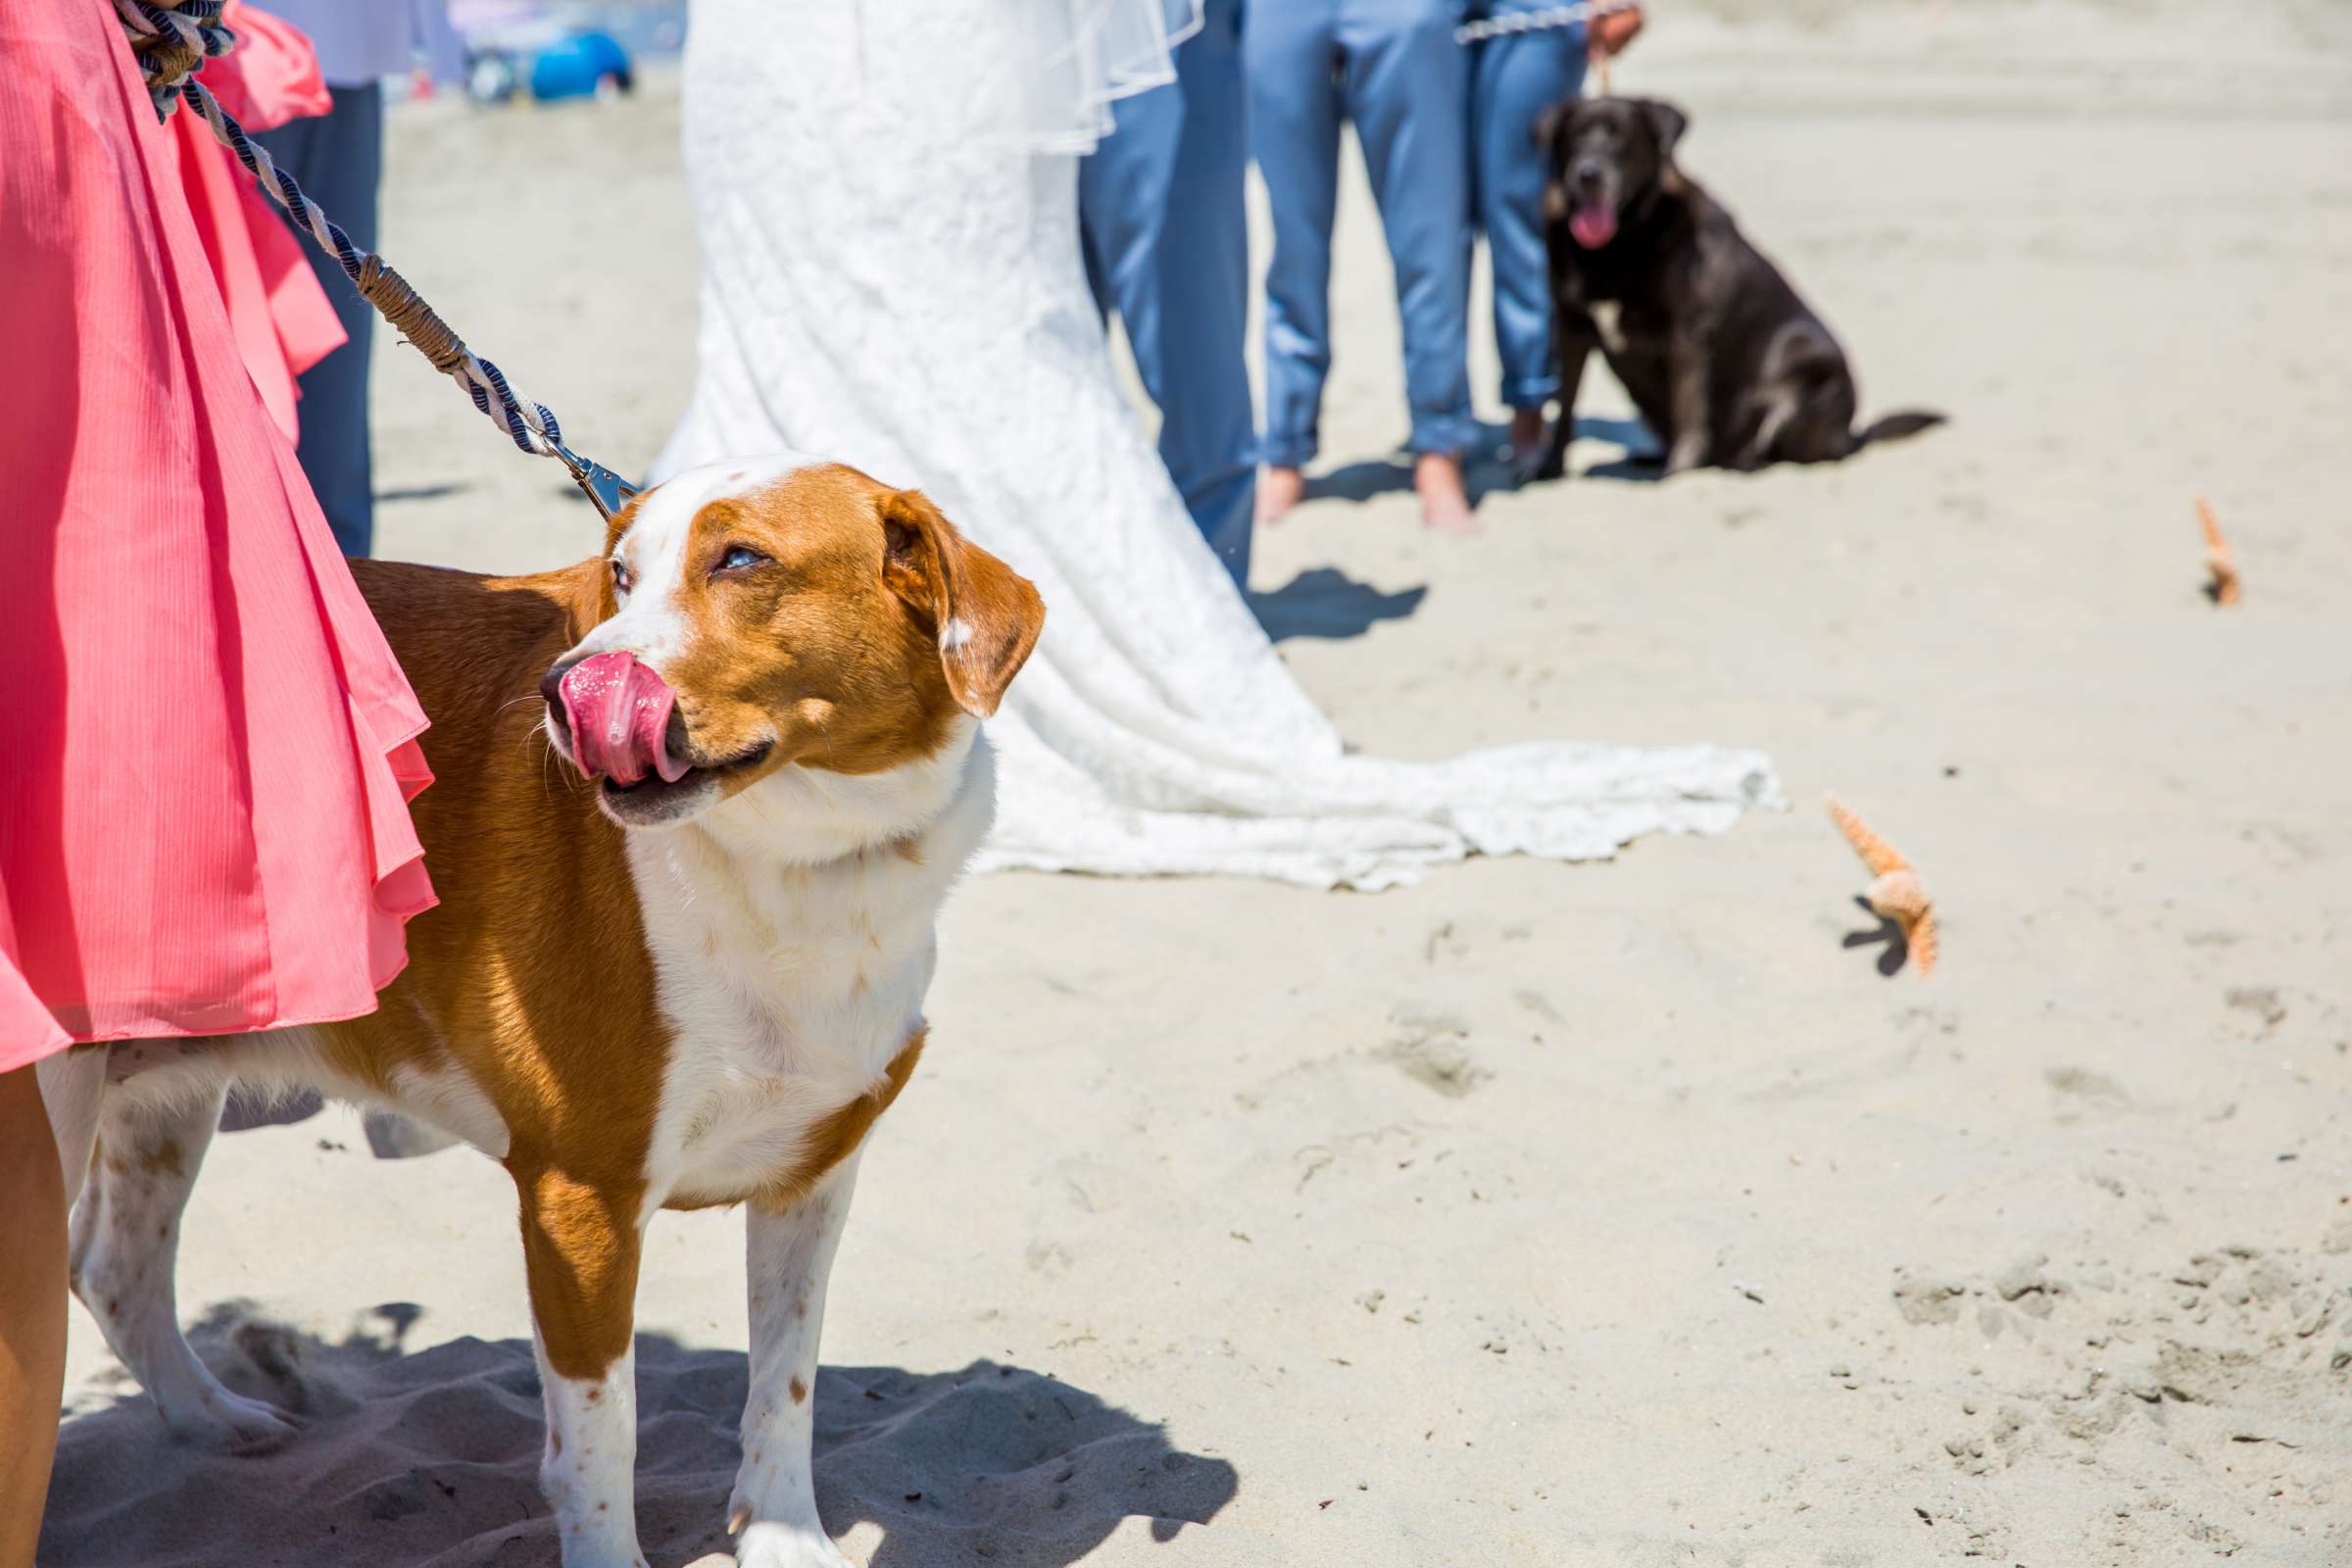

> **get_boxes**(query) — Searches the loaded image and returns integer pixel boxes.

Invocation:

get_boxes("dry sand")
[46,3,2352,1563]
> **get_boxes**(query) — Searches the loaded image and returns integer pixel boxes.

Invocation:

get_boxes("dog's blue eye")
[717,545,768,573]
[610,559,631,594]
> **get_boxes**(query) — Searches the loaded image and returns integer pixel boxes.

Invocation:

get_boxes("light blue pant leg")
[1341,0,1477,457]
[1245,0,1344,469]
[1250,0,1474,464]
[1079,58,1178,326]
[1473,7,1587,411]
[1079,0,1256,584]
[1154,0,1257,578]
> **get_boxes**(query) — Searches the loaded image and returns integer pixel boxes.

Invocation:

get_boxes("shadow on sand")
[1299,416,1662,508]
[45,1304,1236,1567]
[1544,415,1664,486]
[1250,566,1426,643]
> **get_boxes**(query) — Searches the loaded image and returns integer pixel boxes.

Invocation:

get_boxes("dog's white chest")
[621,740,995,1211]
[1590,299,1630,354]
[633,843,940,1207]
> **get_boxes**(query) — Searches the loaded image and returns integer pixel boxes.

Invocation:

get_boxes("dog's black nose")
[540,659,582,725]
[1571,161,1606,192]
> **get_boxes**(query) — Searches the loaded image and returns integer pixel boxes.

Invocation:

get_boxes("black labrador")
[1535,96,1942,480]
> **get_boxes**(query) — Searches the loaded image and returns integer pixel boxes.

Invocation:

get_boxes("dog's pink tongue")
[558,652,690,787]
[1570,204,1618,250]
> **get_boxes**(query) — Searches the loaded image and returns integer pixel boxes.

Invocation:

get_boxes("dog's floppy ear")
[878,488,1046,718]
[1531,97,1575,154]
[1642,99,1689,160]
[1535,100,1579,220]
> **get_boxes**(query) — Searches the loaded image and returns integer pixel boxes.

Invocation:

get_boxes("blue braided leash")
[112,0,638,515]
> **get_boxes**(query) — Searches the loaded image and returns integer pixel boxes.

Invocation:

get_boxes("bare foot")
[1505,408,1548,468]
[1257,466,1306,525]
[1414,452,1476,534]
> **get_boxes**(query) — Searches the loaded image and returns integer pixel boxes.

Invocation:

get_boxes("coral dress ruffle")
[0,0,436,1064]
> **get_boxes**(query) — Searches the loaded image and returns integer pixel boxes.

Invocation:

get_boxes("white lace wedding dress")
[657,0,1780,890]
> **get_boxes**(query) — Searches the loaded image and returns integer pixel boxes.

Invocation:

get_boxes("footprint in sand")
[1378,1007,1491,1099]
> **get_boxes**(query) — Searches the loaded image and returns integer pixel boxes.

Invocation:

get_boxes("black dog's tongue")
[1569,202,1618,250]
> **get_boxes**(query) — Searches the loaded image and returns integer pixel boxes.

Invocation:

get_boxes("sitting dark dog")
[1535,96,1941,479]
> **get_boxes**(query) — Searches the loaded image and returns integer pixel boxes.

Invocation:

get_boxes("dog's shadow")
[1576,451,1668,484]
[1839,894,1914,978]
[44,1304,1237,1567]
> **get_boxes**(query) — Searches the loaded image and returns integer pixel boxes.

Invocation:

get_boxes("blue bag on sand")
[529,32,631,102]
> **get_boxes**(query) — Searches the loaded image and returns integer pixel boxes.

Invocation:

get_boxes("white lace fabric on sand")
[659,0,1782,890]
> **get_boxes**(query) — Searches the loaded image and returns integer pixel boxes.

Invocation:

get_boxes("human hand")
[1590,4,1644,60]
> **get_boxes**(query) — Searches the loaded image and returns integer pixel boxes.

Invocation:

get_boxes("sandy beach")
[44,3,2352,1563]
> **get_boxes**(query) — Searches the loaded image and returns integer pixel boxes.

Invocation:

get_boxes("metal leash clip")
[556,443,642,522]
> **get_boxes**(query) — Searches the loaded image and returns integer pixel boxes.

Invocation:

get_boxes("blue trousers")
[1472,5,1587,411]
[1246,0,1475,466]
[253,83,382,558]
[1080,0,1256,586]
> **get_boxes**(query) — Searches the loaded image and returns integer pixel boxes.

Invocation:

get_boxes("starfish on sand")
[2197,497,2240,606]
[1826,794,1937,977]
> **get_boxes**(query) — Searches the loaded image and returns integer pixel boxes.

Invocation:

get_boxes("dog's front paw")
[161,1387,301,1453]
[728,1521,858,1568]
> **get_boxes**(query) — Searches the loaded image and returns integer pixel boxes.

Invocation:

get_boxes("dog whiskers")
[530,716,569,803]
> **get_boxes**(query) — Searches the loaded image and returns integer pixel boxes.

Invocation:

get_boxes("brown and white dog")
[46,456,1043,1568]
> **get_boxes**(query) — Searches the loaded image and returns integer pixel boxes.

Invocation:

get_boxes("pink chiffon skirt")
[0,0,436,1066]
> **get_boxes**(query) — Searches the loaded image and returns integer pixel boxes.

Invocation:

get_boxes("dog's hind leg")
[1773,337,1862,465]
[1787,374,1864,464]
[70,1076,298,1450]
[37,1046,107,1210]
[1729,384,1801,472]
